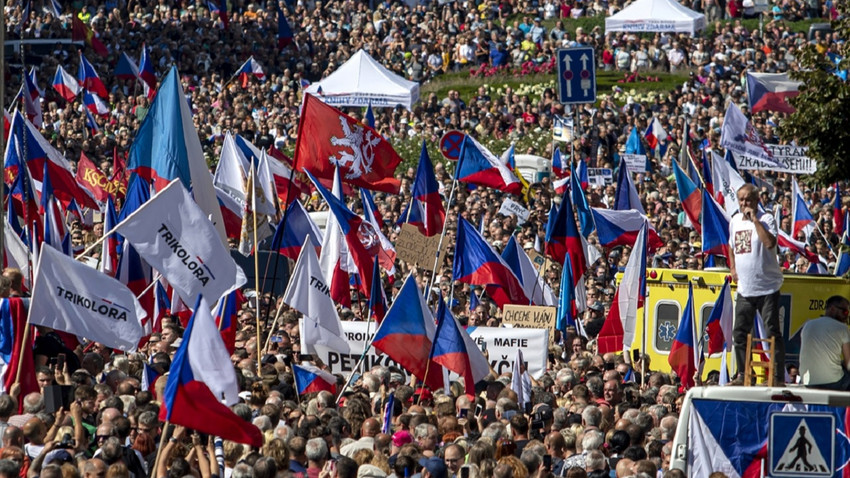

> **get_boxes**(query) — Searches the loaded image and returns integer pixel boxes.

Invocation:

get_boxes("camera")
[56,433,74,449]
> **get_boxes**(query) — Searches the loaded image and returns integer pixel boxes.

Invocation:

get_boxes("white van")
[671,386,850,477]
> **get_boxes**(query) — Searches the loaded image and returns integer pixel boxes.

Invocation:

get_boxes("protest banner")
[302,321,549,379]
[395,224,445,266]
[498,198,531,225]
[738,145,817,174]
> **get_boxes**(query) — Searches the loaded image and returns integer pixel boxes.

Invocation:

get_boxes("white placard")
[498,198,531,225]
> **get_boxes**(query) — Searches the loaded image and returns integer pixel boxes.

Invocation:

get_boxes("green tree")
[779,6,850,183]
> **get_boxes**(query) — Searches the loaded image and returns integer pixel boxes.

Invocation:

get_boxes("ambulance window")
[655,302,680,353]
[700,306,714,352]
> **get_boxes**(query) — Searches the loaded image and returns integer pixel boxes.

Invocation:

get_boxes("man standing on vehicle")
[729,184,785,385]
[799,296,850,390]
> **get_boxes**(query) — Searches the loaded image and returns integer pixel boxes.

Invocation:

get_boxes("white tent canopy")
[605,0,706,35]
[304,49,420,110]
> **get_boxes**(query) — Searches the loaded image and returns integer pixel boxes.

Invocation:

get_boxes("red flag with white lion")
[294,94,401,194]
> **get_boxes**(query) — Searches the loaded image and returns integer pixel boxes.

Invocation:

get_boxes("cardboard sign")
[739,145,817,174]
[498,198,531,225]
[621,154,648,173]
[502,305,557,329]
[395,224,445,267]
[302,320,549,379]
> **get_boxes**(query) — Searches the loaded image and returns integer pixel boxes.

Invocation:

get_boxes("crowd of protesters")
[0,0,848,477]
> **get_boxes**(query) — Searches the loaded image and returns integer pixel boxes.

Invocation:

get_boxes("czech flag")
[591,208,663,251]
[502,235,556,306]
[160,295,263,447]
[270,201,323,260]
[84,108,100,136]
[597,222,647,355]
[455,135,522,195]
[277,3,293,49]
[214,289,243,356]
[700,150,714,197]
[236,57,265,88]
[39,161,71,256]
[141,363,161,397]
[371,273,443,390]
[746,72,800,114]
[669,283,698,390]
[835,232,850,277]
[552,147,567,179]
[672,156,702,234]
[833,185,844,236]
[400,141,445,237]
[453,218,528,308]
[78,52,107,98]
[430,296,490,397]
[305,170,376,297]
[360,188,396,274]
[214,185,243,240]
[127,67,225,241]
[293,363,337,395]
[99,195,119,276]
[791,177,815,239]
[643,117,667,151]
[614,158,644,214]
[114,51,140,80]
[138,44,157,99]
[52,65,80,103]
[571,161,594,238]
[367,257,387,323]
[777,229,820,265]
[704,278,732,355]
[545,189,587,285]
[83,91,109,116]
[701,189,730,258]
[0,298,37,408]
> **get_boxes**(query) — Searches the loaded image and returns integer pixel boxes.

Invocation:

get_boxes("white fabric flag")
[29,245,146,351]
[719,103,782,167]
[4,222,30,288]
[284,239,350,355]
[710,151,746,216]
[213,132,248,209]
[511,348,532,411]
[619,222,647,350]
[115,179,246,305]
[320,167,356,279]
[185,295,241,406]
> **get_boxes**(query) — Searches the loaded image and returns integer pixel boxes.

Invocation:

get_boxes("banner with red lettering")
[75,153,110,204]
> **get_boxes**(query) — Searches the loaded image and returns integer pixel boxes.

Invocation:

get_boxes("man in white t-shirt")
[728,184,785,385]
[800,296,850,390]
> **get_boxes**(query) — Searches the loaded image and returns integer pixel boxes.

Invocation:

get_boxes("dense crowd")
[1,0,848,477]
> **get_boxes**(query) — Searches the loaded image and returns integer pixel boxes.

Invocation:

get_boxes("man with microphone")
[728,183,785,386]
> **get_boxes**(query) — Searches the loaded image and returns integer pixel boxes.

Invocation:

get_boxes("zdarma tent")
[304,49,420,111]
[605,0,706,35]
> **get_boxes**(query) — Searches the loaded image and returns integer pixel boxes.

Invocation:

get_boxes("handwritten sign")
[498,198,531,225]
[503,305,557,330]
[621,154,648,173]
[395,224,446,267]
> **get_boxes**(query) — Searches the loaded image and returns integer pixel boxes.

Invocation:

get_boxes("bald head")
[615,458,635,478]
[100,408,122,424]
[361,418,380,437]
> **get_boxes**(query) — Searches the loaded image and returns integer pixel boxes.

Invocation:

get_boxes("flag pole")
[252,174,263,378]
[423,144,464,303]
[262,295,287,352]
[14,249,42,386]
[217,294,229,332]
[151,420,170,477]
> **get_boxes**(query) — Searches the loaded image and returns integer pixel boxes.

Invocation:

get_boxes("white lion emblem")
[330,116,380,180]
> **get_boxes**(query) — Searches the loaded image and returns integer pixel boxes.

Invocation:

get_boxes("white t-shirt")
[800,316,850,385]
[729,211,783,296]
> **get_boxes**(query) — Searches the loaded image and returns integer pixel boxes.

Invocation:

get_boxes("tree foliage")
[779,6,850,183]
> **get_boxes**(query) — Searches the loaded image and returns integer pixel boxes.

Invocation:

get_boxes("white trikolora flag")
[114,179,246,305]
[29,245,146,351]
[284,239,350,355]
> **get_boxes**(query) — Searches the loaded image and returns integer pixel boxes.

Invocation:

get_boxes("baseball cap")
[419,457,448,478]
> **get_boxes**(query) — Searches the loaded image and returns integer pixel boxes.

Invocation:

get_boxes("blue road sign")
[557,47,596,105]
[769,412,834,477]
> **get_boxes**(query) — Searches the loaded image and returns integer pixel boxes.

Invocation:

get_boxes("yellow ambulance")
[626,268,850,381]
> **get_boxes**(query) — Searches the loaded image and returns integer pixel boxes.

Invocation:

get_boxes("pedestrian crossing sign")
[769,412,834,477]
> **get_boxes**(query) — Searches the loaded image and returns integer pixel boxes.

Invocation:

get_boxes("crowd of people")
[1,0,848,477]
